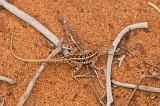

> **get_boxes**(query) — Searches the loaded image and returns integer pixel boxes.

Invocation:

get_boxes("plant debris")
[0,0,159,106]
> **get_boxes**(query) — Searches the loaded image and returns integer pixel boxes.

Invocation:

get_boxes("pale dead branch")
[148,2,160,13]
[0,75,16,84]
[104,22,148,106]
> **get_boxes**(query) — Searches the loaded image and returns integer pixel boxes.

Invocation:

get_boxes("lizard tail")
[9,29,51,63]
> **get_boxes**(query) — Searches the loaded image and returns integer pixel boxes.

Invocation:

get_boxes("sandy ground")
[0,0,160,106]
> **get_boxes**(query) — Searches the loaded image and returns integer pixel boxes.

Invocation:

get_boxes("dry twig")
[118,45,160,68]
[0,75,16,84]
[148,2,160,13]
[0,0,59,44]
[16,41,63,106]
[90,80,105,106]
[0,0,68,55]
[9,27,64,106]
[104,22,148,106]
[117,54,126,67]
[57,11,84,54]
[111,79,160,93]
[125,71,160,106]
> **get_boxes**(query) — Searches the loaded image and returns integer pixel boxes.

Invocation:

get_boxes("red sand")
[0,0,159,106]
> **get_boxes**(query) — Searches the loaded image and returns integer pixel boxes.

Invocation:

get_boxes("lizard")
[9,32,112,72]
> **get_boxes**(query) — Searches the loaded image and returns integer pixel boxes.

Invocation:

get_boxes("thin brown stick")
[125,72,160,106]
[86,65,105,106]
[118,46,160,68]
[93,69,105,89]
[90,81,105,106]
[57,11,84,54]
[125,75,145,106]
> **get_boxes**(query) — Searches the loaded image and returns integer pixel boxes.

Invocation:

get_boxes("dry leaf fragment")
[118,54,126,67]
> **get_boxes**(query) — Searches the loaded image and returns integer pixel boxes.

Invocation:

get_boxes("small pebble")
[134,43,144,52]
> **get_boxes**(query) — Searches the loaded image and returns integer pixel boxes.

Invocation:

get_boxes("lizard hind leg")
[71,65,94,79]
[72,72,94,79]
[91,64,106,72]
